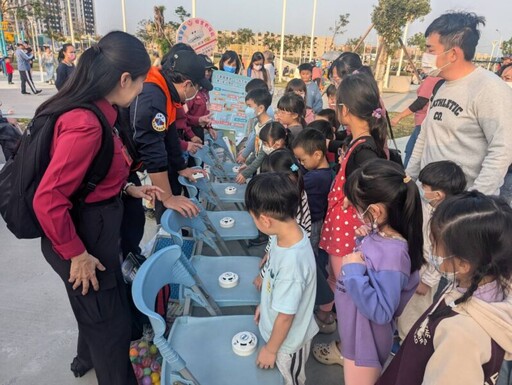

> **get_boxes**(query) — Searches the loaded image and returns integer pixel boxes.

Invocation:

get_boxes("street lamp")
[192,0,196,18]
[308,0,317,62]
[121,0,127,32]
[496,29,503,60]
[66,0,75,46]
[278,0,287,83]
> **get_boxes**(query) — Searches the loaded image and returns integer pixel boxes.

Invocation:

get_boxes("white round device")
[218,272,239,288]
[232,165,240,173]
[224,186,237,195]
[219,217,235,228]
[232,331,258,356]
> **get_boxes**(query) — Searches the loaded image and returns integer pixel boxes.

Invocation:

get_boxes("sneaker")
[21,92,30,95]
[35,90,42,94]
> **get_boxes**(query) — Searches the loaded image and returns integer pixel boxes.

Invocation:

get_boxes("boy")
[246,173,318,385]
[397,160,466,339]
[5,58,14,84]
[235,88,272,184]
[298,63,323,114]
[325,84,336,110]
[292,128,334,256]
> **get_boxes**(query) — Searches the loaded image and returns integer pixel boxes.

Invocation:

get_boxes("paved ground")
[0,71,412,385]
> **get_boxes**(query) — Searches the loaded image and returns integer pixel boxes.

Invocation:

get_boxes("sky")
[95,0,511,56]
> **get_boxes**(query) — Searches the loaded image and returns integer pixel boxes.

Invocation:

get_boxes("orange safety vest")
[144,67,182,128]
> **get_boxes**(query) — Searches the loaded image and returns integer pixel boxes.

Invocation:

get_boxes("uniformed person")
[131,49,213,220]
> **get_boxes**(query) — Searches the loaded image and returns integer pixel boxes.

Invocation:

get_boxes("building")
[60,0,96,37]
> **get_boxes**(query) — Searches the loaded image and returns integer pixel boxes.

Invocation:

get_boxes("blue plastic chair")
[132,245,283,385]
[205,133,236,163]
[192,145,238,182]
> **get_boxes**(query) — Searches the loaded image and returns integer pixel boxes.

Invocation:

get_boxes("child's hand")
[355,225,371,237]
[235,173,246,184]
[256,345,277,369]
[415,281,430,296]
[236,152,246,164]
[342,251,365,266]
[253,275,263,291]
[238,164,247,171]
[254,305,260,324]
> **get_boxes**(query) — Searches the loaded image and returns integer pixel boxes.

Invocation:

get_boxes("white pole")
[66,0,75,46]
[487,40,497,70]
[384,55,391,88]
[278,0,287,83]
[14,11,20,42]
[396,21,409,76]
[121,0,127,32]
[495,29,502,65]
[192,0,196,18]
[308,0,317,62]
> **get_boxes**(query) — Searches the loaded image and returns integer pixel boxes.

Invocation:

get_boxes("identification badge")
[121,145,133,167]
[152,112,167,132]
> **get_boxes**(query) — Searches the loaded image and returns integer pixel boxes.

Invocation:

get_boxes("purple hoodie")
[335,233,419,368]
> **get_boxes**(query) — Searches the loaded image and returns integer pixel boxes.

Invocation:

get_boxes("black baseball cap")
[170,50,213,91]
[198,54,216,70]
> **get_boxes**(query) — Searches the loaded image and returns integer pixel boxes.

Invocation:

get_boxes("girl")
[275,92,306,140]
[328,52,363,88]
[312,72,387,351]
[55,43,76,90]
[244,51,272,91]
[33,32,161,385]
[42,45,56,85]
[236,121,289,184]
[377,191,512,385]
[334,159,423,385]
[219,50,242,74]
[285,79,315,124]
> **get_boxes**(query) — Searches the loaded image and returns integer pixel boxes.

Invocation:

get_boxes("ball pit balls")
[138,341,149,349]
[143,367,152,376]
[151,372,160,382]
[149,344,158,355]
[138,347,148,357]
[133,364,144,379]
[130,348,139,358]
[142,357,152,367]
[150,361,161,372]
[142,375,152,385]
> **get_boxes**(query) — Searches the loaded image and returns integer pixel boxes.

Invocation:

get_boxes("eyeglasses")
[275,108,293,115]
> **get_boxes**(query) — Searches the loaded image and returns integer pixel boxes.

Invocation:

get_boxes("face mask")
[267,106,275,118]
[224,65,236,73]
[253,64,263,71]
[261,145,274,155]
[419,187,437,206]
[184,83,198,102]
[421,52,451,77]
[245,106,258,119]
[356,206,377,231]
[428,253,457,281]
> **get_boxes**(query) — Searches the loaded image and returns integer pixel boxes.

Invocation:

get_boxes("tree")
[345,37,364,54]
[262,31,279,52]
[502,37,512,56]
[407,32,426,51]
[168,5,190,29]
[235,28,255,45]
[329,13,350,49]
[217,31,235,52]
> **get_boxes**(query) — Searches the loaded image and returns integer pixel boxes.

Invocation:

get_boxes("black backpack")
[0,104,114,239]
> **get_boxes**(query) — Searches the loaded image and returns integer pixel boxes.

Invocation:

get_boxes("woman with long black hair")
[33,31,160,385]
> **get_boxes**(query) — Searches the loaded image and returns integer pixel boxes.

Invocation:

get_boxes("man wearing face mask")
[406,12,512,195]
[131,50,213,221]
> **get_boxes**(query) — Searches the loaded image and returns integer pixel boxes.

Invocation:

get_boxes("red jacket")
[5,62,14,74]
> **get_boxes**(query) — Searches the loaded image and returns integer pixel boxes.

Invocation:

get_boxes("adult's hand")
[391,116,401,127]
[190,136,203,144]
[69,251,106,296]
[208,127,218,140]
[163,195,199,218]
[178,167,207,182]
[199,113,213,127]
[187,141,202,154]
[126,185,164,203]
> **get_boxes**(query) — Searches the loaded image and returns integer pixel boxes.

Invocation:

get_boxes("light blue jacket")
[15,48,33,71]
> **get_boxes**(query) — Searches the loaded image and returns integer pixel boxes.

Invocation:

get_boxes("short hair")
[245,172,299,221]
[325,84,336,97]
[292,128,327,155]
[418,160,467,196]
[298,63,313,73]
[313,111,337,135]
[245,88,272,109]
[425,12,486,61]
[245,78,269,93]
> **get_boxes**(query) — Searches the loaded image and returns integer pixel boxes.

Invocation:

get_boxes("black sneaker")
[35,90,42,94]
[21,92,30,94]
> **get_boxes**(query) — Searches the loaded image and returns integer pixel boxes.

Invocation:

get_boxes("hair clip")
[352,69,360,75]
[372,108,383,120]
[403,175,412,184]
[290,164,299,172]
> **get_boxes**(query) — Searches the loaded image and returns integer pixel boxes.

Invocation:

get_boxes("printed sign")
[176,18,217,56]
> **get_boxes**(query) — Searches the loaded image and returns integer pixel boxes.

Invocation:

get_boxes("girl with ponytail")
[378,191,512,385]
[335,158,423,385]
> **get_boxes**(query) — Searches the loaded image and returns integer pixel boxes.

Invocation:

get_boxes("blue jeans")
[500,170,512,206]
[404,125,421,168]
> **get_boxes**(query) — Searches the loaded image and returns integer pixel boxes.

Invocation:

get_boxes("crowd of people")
[2,9,512,385]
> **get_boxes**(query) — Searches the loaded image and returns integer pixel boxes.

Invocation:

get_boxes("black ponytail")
[261,148,304,195]
[58,43,73,62]
[344,159,424,273]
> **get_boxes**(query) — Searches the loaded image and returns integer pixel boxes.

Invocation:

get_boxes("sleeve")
[241,151,266,178]
[175,107,195,140]
[471,85,512,194]
[186,95,208,128]
[312,84,324,113]
[55,65,66,90]
[342,264,409,325]
[131,91,169,173]
[33,111,102,259]
[271,264,306,315]
[18,50,32,61]
[422,319,488,385]
[241,131,256,159]
[408,97,429,113]
[406,119,427,179]
[166,121,187,171]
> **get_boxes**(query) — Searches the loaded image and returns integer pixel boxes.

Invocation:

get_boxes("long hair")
[248,51,268,84]
[36,31,150,117]
[219,50,241,74]
[58,43,73,62]
[277,92,307,128]
[344,159,424,273]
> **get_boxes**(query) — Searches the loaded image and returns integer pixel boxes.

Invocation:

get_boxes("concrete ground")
[0,71,412,385]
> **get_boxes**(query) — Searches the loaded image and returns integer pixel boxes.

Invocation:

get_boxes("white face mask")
[428,253,458,282]
[261,145,274,155]
[421,52,451,77]
[184,82,198,102]
[253,64,263,71]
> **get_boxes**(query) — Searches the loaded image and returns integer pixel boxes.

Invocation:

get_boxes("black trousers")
[7,73,12,83]
[41,198,137,385]
[19,70,37,93]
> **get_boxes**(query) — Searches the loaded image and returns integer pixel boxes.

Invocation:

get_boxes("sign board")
[175,18,217,56]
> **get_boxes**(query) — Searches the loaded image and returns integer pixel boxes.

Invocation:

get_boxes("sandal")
[314,312,337,334]
[312,340,344,366]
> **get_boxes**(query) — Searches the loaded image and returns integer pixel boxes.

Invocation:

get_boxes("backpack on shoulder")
[0,104,114,239]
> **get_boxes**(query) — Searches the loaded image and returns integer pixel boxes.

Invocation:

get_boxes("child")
[315,108,339,132]
[292,128,334,255]
[397,160,466,340]
[244,51,272,91]
[5,58,14,84]
[305,120,337,167]
[298,63,323,113]
[285,79,315,124]
[325,84,336,109]
[377,191,512,385]
[275,92,306,140]
[219,50,241,74]
[312,72,387,339]
[245,172,319,385]
[336,158,423,385]
[236,122,289,184]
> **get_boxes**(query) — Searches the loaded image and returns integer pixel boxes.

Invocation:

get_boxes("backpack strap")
[384,110,400,151]
[430,79,445,102]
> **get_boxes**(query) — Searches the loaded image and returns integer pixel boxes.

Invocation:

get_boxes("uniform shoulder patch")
[152,112,167,132]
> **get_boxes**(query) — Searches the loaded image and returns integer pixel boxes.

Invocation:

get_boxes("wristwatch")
[122,182,135,195]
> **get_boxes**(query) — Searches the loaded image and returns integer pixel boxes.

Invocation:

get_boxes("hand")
[238,164,247,172]
[342,251,365,266]
[126,185,164,204]
[256,345,277,369]
[179,167,207,182]
[254,305,260,324]
[253,275,263,291]
[236,152,246,164]
[391,116,401,126]
[342,197,352,210]
[69,251,106,295]
[208,127,218,140]
[187,141,202,154]
[162,195,199,218]
[415,281,430,296]
[198,113,213,127]
[355,225,371,237]
[235,173,246,184]
[190,136,203,144]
